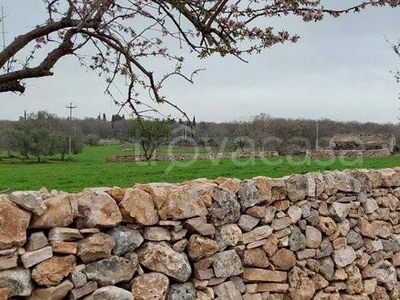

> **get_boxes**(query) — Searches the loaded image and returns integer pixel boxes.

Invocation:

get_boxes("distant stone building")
[329,133,396,152]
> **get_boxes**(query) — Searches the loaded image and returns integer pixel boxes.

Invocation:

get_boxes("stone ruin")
[2,168,400,299]
[329,133,396,152]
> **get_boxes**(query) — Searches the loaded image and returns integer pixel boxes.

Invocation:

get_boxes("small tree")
[130,118,173,160]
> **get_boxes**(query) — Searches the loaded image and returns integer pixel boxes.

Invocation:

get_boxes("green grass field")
[1,144,400,192]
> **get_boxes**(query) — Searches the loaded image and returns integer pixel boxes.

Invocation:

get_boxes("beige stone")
[243,268,287,282]
[76,233,115,263]
[31,194,77,228]
[52,241,77,254]
[105,186,125,203]
[272,217,291,231]
[357,217,375,238]
[119,188,159,225]
[270,248,296,271]
[317,217,338,236]
[306,226,322,249]
[256,283,289,293]
[187,235,219,261]
[131,272,169,300]
[21,246,53,268]
[32,255,76,287]
[27,280,73,300]
[243,248,270,268]
[0,196,31,250]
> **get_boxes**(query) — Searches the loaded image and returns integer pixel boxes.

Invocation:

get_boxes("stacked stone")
[1,168,400,299]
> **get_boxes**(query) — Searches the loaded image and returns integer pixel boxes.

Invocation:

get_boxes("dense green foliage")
[1,144,400,193]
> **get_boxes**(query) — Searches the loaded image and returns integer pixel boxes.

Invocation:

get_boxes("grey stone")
[264,206,276,224]
[84,286,134,300]
[69,281,98,300]
[209,188,241,226]
[84,256,137,286]
[305,209,319,226]
[216,224,242,248]
[347,230,364,250]
[286,174,307,201]
[21,246,53,268]
[319,258,334,281]
[107,225,143,256]
[316,238,333,259]
[289,227,306,251]
[363,198,379,214]
[9,192,46,216]
[26,232,48,251]
[238,214,260,232]
[288,205,302,224]
[333,246,356,268]
[69,269,87,288]
[329,202,350,222]
[48,227,83,242]
[0,268,33,297]
[238,180,261,210]
[0,250,18,271]
[213,250,243,278]
[167,282,196,300]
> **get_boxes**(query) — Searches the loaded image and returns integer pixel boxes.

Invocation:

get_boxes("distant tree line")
[1,111,400,161]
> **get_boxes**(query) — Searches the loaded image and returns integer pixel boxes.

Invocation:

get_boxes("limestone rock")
[48,227,83,242]
[52,241,78,255]
[119,188,159,225]
[241,225,273,245]
[28,279,73,300]
[305,226,322,249]
[0,249,17,271]
[272,217,291,231]
[213,281,241,299]
[380,168,400,187]
[238,214,260,232]
[69,269,87,288]
[84,256,137,286]
[329,202,350,222]
[213,250,243,278]
[21,246,53,268]
[107,225,143,256]
[84,286,134,300]
[143,227,171,241]
[288,205,303,224]
[238,180,261,209]
[137,242,192,282]
[363,198,379,214]
[270,248,296,271]
[0,196,31,250]
[152,183,209,221]
[243,248,270,268]
[9,192,46,216]
[289,274,315,300]
[76,233,115,263]
[26,232,48,251]
[187,234,219,261]
[0,268,33,297]
[31,194,77,228]
[333,246,356,268]
[209,188,241,226]
[289,227,306,251]
[184,217,215,236]
[286,174,307,201]
[69,281,98,300]
[217,224,242,247]
[167,283,196,300]
[131,272,169,300]
[32,255,76,287]
[105,186,125,203]
[243,268,287,282]
[75,191,122,228]
[317,217,338,236]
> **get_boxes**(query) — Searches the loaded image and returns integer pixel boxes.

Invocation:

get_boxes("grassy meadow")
[1,144,400,193]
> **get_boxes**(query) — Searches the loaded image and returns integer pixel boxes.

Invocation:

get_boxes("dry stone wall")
[306,149,391,158]
[2,168,400,299]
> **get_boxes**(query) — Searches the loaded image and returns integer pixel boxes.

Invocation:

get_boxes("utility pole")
[66,102,77,155]
[1,6,7,50]
[315,122,319,150]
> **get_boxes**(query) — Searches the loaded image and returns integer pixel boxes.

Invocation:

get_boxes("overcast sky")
[0,1,399,123]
